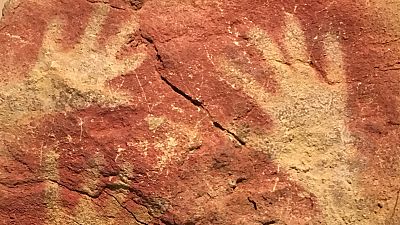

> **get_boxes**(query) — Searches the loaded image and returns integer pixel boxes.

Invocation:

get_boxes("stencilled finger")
[41,148,60,181]
[122,52,147,73]
[282,13,309,63]
[42,148,61,220]
[282,13,323,87]
[248,27,294,88]
[323,33,346,86]
[105,15,139,56]
[111,52,147,78]
[217,57,276,112]
[248,27,285,63]
[44,180,62,224]
[40,19,64,55]
[79,4,110,50]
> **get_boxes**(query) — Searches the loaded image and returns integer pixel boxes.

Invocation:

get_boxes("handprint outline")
[216,13,361,223]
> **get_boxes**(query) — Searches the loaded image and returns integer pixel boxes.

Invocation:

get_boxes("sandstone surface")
[0,0,400,224]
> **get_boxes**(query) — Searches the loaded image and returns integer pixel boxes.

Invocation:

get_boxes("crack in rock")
[137,29,246,145]
[161,75,246,145]
[247,196,258,210]
[46,179,158,224]
[262,221,277,225]
[390,189,400,222]
[47,179,102,199]
[138,29,246,146]
[104,191,149,225]
[86,0,145,10]
[160,75,203,107]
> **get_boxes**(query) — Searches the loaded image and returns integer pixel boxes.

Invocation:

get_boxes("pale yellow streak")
[42,148,60,181]
[40,19,63,54]
[42,149,63,225]
[283,12,309,63]
[217,59,276,110]
[323,33,346,84]
[106,15,140,56]
[74,196,113,224]
[79,4,110,50]
[80,152,106,197]
[248,27,308,92]
[119,53,147,75]
[248,27,285,62]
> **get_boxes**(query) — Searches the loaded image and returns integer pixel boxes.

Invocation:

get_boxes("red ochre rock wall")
[0,0,399,224]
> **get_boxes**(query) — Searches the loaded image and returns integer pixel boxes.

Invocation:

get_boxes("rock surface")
[0,0,400,224]
[0,1,6,19]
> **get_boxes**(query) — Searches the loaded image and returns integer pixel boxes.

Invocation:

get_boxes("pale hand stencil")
[218,13,368,225]
[19,4,147,224]
[0,4,145,127]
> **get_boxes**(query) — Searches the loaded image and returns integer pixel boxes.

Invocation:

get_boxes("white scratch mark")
[135,73,151,112]
[272,177,279,192]
[78,117,84,141]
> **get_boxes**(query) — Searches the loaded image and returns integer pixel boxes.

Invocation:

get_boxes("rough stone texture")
[0,1,6,19]
[0,0,400,224]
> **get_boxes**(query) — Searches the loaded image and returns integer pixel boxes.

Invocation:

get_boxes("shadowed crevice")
[137,29,246,146]
[390,189,400,222]
[45,179,169,224]
[160,75,203,107]
[212,121,246,145]
[247,196,258,210]
[160,75,246,146]
[86,0,145,10]
[104,191,149,225]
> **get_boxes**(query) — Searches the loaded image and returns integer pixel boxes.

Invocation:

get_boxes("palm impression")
[0,4,145,127]
[216,13,359,223]
[0,3,147,224]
